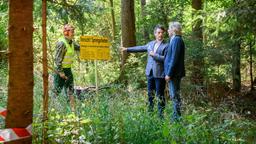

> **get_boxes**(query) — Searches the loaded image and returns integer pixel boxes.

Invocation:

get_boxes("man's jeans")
[147,74,166,118]
[169,77,181,121]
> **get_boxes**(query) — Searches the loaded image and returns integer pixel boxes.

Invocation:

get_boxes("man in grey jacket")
[121,25,168,118]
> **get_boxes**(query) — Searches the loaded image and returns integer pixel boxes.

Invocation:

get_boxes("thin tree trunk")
[249,39,254,91]
[42,0,49,143]
[110,0,116,41]
[191,0,204,85]
[119,0,136,82]
[232,40,241,92]
[140,0,149,42]
[6,0,34,143]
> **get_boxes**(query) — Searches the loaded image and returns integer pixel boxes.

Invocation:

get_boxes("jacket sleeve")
[54,41,66,73]
[127,44,148,53]
[166,38,182,77]
[73,41,80,61]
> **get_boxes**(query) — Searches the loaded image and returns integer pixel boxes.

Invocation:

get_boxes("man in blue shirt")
[164,22,185,122]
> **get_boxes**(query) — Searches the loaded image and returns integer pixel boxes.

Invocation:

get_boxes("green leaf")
[80,118,92,124]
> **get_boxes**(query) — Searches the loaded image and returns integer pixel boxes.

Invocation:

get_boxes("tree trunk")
[249,40,254,91]
[6,0,34,143]
[110,0,116,41]
[231,0,241,92]
[119,0,136,82]
[232,40,241,92]
[191,0,204,85]
[42,0,49,143]
[121,0,136,48]
[140,0,149,42]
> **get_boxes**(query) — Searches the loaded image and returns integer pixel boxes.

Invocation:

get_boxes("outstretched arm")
[120,44,148,53]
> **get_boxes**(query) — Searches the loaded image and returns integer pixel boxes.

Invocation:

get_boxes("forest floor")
[234,87,256,119]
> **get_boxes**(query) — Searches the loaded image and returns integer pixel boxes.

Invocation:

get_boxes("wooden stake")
[94,60,98,94]
[42,0,49,143]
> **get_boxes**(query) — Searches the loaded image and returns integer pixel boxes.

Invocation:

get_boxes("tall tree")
[6,0,34,143]
[121,0,136,48]
[231,0,242,92]
[191,0,204,85]
[119,0,136,81]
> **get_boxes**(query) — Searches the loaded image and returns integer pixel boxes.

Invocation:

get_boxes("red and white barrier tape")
[0,125,32,143]
[0,107,32,143]
[0,107,7,119]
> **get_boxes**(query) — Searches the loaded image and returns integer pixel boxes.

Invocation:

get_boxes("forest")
[0,0,256,143]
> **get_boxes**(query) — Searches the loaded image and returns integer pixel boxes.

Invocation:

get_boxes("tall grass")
[32,83,256,143]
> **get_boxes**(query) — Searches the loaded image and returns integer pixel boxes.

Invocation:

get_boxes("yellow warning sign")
[79,36,110,60]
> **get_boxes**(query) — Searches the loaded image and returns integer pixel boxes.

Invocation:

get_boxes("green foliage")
[0,0,8,51]
[186,0,256,84]
[124,53,147,89]
[33,109,92,143]
[135,0,191,43]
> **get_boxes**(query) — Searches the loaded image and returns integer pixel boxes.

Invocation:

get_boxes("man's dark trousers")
[168,77,181,121]
[147,71,166,118]
[53,68,74,100]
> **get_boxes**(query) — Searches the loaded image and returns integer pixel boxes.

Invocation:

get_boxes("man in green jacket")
[53,24,80,111]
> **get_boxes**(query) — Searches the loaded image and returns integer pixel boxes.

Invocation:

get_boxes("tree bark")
[6,0,34,143]
[42,0,49,143]
[119,0,136,82]
[232,40,241,92]
[191,0,204,85]
[121,0,136,48]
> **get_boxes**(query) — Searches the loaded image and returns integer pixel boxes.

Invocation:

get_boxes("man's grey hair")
[169,21,182,33]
